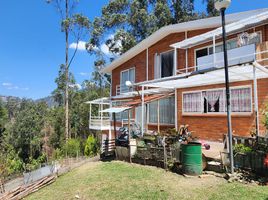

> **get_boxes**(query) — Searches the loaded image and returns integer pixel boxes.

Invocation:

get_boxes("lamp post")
[215,0,234,174]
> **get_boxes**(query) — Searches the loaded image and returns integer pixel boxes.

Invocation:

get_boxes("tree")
[203,0,219,17]
[47,0,90,141]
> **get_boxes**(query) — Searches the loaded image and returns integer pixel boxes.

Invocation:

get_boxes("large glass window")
[183,87,252,114]
[149,97,175,124]
[120,68,135,93]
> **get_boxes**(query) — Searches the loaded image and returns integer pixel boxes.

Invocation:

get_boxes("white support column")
[175,89,178,131]
[141,86,145,136]
[213,35,216,67]
[100,101,103,130]
[253,65,260,136]
[185,31,188,73]
[174,48,177,75]
[146,48,149,81]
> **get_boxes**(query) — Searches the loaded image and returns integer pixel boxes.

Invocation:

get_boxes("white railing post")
[89,103,92,128]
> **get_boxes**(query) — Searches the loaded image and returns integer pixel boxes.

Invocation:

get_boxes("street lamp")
[215,0,234,174]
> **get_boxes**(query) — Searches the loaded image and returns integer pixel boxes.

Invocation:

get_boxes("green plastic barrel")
[181,142,202,175]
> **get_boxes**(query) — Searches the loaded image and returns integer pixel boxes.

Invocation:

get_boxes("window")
[154,51,174,79]
[161,51,174,78]
[120,68,135,93]
[149,97,175,124]
[183,87,252,114]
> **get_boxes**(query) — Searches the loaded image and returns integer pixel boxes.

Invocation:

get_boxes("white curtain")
[231,88,251,112]
[154,53,161,79]
[203,90,225,112]
[183,92,202,113]
[149,97,175,124]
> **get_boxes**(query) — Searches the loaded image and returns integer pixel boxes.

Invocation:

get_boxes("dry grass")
[26,161,268,200]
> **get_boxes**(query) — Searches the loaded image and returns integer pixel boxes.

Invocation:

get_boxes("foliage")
[263,104,268,131]
[62,138,81,157]
[84,135,98,157]
[5,149,24,176]
[52,148,63,160]
[233,144,252,154]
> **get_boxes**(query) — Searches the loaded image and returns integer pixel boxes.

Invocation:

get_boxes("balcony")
[89,116,110,131]
[116,84,134,95]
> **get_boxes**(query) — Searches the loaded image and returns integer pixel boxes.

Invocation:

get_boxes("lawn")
[26,161,268,200]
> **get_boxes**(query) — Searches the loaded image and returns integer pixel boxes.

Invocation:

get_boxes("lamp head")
[214,0,231,11]
[125,81,133,87]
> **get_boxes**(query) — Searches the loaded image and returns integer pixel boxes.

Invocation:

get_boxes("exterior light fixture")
[125,81,133,87]
[215,0,234,174]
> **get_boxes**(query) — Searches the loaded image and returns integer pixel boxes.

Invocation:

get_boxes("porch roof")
[84,97,110,105]
[99,107,131,113]
[138,62,268,89]
[170,11,268,49]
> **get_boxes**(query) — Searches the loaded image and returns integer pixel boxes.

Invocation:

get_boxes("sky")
[0,0,267,100]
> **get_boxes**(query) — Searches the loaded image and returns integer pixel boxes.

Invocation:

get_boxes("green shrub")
[63,138,81,157]
[233,143,252,154]
[52,148,63,160]
[84,135,98,157]
[6,150,24,175]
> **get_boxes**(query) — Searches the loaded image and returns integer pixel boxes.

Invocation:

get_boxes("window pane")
[149,97,175,124]
[129,68,135,83]
[161,51,174,78]
[196,48,208,60]
[231,87,251,112]
[183,92,202,113]
[203,90,225,113]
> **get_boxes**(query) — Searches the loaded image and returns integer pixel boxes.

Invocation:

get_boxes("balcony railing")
[89,116,110,130]
[177,42,268,74]
[116,84,134,95]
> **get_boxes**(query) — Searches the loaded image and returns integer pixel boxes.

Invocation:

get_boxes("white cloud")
[100,44,111,56]
[2,82,29,90]
[2,82,12,86]
[69,41,87,51]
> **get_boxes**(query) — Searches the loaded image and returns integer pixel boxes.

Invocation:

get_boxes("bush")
[84,135,98,157]
[6,150,24,175]
[233,143,252,154]
[52,148,63,160]
[63,138,81,157]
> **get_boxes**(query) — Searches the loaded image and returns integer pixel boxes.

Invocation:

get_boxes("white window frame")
[120,67,135,85]
[194,31,262,66]
[182,85,253,115]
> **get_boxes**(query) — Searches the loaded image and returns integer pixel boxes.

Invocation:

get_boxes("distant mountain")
[0,95,21,103]
[36,96,58,108]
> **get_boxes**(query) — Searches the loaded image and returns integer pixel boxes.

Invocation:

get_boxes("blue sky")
[0,0,267,100]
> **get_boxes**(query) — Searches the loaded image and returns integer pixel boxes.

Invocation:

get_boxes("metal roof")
[139,62,268,89]
[171,11,268,49]
[101,9,268,74]
[84,97,110,105]
[99,107,131,113]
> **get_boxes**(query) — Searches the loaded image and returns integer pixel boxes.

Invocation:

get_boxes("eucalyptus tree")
[47,0,90,141]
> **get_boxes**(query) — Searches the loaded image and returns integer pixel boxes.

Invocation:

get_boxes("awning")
[84,97,110,105]
[171,11,268,49]
[139,63,268,89]
[99,107,131,113]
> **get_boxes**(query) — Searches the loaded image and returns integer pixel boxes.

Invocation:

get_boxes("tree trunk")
[65,0,69,141]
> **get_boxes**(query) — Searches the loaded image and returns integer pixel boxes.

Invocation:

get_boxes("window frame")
[182,85,253,116]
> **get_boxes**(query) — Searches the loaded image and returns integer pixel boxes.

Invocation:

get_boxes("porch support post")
[128,109,132,163]
[185,31,188,73]
[157,99,160,133]
[253,65,260,137]
[100,101,103,130]
[113,112,117,139]
[175,89,178,131]
[213,35,216,67]
[146,48,149,81]
[141,86,145,136]
[174,48,177,75]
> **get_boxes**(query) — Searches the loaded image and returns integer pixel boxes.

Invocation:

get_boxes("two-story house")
[88,8,268,144]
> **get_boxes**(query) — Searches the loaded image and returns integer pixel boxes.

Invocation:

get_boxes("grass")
[26,161,268,200]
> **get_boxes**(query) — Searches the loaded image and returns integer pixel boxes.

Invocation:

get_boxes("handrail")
[176,48,268,74]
